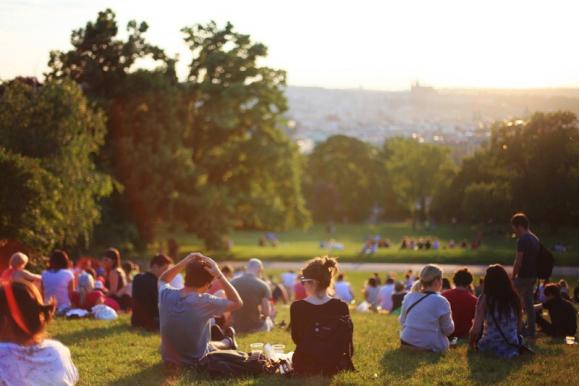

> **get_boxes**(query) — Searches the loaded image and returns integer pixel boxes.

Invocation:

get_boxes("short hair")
[544,283,561,298]
[103,248,121,268]
[9,252,28,268]
[453,268,473,287]
[386,276,395,285]
[48,250,70,271]
[221,264,233,275]
[368,277,377,287]
[184,260,214,288]
[150,254,172,268]
[394,281,405,292]
[337,273,345,281]
[511,213,529,229]
[247,258,263,274]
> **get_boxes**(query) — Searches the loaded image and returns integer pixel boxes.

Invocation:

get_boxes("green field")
[154,223,578,266]
[48,302,579,385]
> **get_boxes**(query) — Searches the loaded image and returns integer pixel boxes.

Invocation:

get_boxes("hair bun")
[323,256,337,270]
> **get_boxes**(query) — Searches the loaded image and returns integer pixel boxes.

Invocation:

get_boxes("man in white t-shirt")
[281,270,297,300]
[334,273,354,303]
[378,276,396,311]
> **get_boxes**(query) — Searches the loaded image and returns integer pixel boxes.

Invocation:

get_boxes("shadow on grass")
[51,323,137,346]
[381,348,442,378]
[108,362,171,386]
[466,349,531,384]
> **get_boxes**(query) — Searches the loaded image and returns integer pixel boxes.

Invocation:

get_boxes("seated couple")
[158,254,355,378]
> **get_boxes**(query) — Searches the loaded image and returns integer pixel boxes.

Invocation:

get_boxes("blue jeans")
[514,277,536,337]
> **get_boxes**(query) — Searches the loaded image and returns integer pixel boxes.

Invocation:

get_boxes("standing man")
[511,212,540,338]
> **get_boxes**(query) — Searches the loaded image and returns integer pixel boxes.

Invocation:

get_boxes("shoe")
[225,327,238,350]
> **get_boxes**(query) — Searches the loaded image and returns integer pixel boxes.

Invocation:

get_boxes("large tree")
[177,22,311,248]
[0,78,112,252]
[383,137,455,224]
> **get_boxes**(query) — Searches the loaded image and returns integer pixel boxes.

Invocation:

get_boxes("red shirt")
[442,288,477,338]
[294,282,307,301]
[70,291,105,310]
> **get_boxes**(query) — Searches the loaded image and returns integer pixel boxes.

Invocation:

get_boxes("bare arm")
[158,253,201,284]
[108,270,119,296]
[19,269,42,283]
[512,251,524,279]
[198,255,243,312]
[469,295,486,348]
[261,297,271,318]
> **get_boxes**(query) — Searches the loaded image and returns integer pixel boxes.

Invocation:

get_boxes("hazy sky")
[1,0,578,90]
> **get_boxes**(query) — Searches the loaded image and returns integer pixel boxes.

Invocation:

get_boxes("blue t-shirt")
[517,232,539,278]
[158,282,229,366]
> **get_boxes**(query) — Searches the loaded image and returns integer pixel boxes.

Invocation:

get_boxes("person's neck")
[181,286,201,295]
[455,286,469,291]
[422,287,438,293]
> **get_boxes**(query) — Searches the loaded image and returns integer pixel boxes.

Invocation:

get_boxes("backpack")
[537,243,555,280]
[198,350,277,378]
[293,313,355,376]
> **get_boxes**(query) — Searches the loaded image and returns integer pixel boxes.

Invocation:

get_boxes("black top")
[290,298,350,343]
[131,272,159,331]
[517,232,540,278]
[543,297,577,337]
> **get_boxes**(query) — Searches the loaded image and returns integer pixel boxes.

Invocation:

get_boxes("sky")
[0,0,578,90]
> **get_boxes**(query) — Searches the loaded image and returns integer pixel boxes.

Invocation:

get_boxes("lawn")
[154,223,579,266]
[47,268,579,386]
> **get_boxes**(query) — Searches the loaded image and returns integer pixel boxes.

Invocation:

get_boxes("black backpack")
[537,243,555,280]
[293,314,355,376]
[198,350,276,378]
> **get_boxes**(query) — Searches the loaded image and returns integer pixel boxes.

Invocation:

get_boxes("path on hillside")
[228,261,579,277]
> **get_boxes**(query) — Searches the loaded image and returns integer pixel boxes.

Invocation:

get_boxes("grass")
[47,269,579,386]
[153,223,578,266]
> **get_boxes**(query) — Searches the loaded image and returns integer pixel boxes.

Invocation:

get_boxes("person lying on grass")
[158,253,243,367]
[290,256,355,376]
[0,280,78,385]
[399,264,454,352]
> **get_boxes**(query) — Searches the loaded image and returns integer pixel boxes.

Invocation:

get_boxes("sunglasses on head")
[300,277,315,285]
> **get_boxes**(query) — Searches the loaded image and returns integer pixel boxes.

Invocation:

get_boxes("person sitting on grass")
[378,276,395,312]
[334,273,355,304]
[0,252,41,285]
[102,248,128,310]
[391,281,408,315]
[131,254,173,331]
[42,250,76,315]
[399,264,454,352]
[0,280,78,385]
[290,256,355,376]
[363,277,381,311]
[158,253,242,367]
[231,259,274,333]
[535,283,577,338]
[70,272,104,311]
[442,268,477,339]
[559,279,571,301]
[469,265,522,358]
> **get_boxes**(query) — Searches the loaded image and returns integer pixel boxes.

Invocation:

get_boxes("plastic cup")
[272,344,286,354]
[565,336,576,345]
[250,342,264,355]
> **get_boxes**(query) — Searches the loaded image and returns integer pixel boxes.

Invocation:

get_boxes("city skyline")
[1,0,579,90]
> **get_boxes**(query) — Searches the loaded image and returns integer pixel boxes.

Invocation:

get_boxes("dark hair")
[221,264,233,275]
[511,213,529,229]
[337,273,345,281]
[544,283,561,298]
[368,278,377,287]
[386,276,394,285]
[103,248,121,268]
[150,254,173,268]
[559,279,569,289]
[300,256,338,291]
[442,278,452,290]
[394,281,405,292]
[48,250,70,271]
[483,265,522,322]
[184,260,214,288]
[122,261,137,277]
[0,281,55,344]
[453,268,473,287]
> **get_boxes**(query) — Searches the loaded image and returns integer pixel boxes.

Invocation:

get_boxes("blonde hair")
[78,273,95,306]
[9,252,28,269]
[411,264,443,293]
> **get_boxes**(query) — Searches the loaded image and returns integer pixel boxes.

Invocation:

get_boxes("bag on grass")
[356,301,370,313]
[198,350,277,378]
[92,304,118,320]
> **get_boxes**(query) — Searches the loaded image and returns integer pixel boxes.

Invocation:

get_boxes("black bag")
[537,243,555,280]
[294,314,355,376]
[198,350,276,378]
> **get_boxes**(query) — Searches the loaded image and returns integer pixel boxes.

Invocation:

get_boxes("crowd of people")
[0,212,577,384]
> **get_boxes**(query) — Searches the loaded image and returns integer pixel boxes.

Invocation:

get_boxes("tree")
[0,78,112,252]
[383,137,455,224]
[303,135,383,222]
[175,22,310,248]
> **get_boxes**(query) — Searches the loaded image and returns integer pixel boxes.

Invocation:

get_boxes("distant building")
[410,81,437,98]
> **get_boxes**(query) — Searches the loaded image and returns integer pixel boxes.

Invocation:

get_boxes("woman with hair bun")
[0,280,79,385]
[290,256,355,376]
[399,264,454,352]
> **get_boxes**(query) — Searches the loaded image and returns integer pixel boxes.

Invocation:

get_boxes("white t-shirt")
[281,272,297,288]
[378,283,395,311]
[334,281,353,303]
[42,269,74,311]
[170,273,184,289]
[0,339,79,386]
